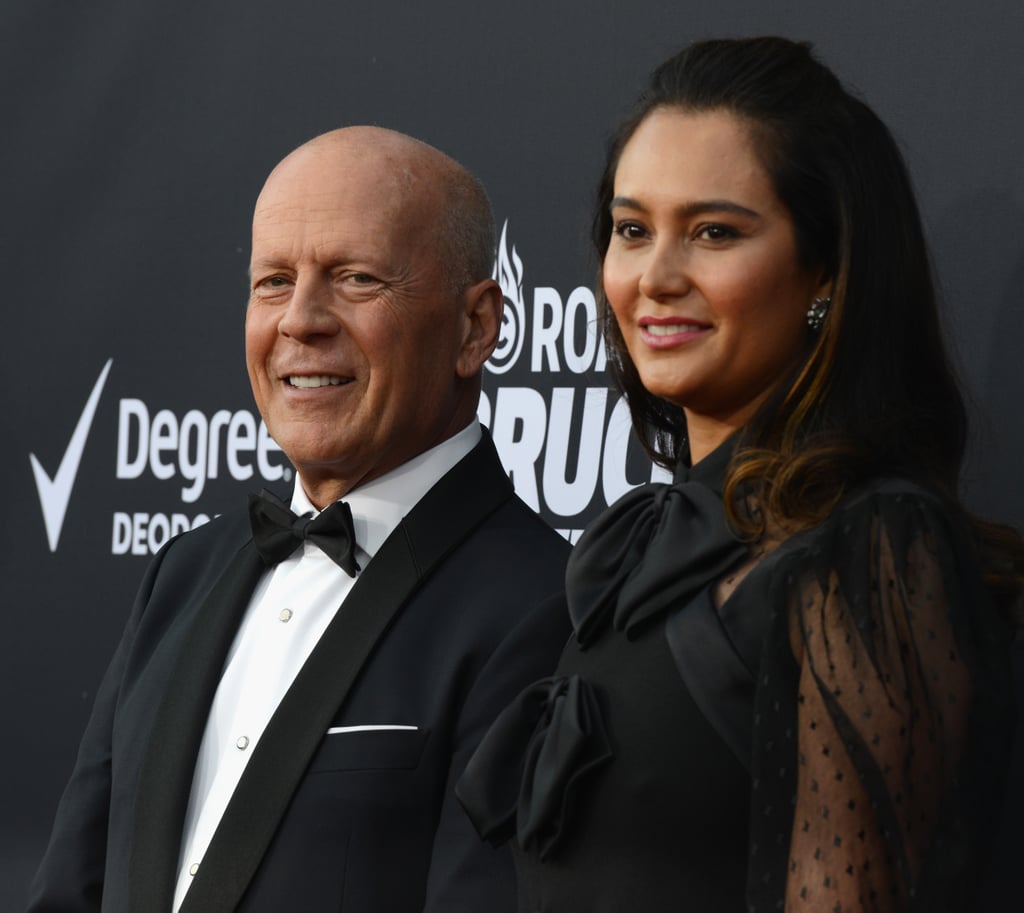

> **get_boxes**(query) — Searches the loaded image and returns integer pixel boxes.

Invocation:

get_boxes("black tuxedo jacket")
[28,435,571,913]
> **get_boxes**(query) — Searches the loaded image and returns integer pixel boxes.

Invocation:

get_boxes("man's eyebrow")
[248,258,291,279]
[610,196,761,220]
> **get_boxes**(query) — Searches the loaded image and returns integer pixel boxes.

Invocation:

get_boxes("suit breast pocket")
[307,726,431,773]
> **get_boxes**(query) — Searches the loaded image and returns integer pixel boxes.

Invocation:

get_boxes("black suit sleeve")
[423,592,570,913]
[26,542,174,913]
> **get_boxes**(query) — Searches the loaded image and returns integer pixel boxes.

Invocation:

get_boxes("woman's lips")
[637,317,711,349]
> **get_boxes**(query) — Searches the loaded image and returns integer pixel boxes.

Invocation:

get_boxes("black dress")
[457,441,1013,912]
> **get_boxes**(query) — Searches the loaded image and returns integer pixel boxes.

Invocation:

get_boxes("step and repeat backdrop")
[3,0,1022,906]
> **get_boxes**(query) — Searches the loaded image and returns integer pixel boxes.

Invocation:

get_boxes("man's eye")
[338,272,382,289]
[255,276,289,289]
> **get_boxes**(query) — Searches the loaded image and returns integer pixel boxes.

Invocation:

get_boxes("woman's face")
[604,107,826,449]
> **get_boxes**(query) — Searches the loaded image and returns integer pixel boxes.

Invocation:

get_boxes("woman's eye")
[696,224,738,241]
[612,221,647,241]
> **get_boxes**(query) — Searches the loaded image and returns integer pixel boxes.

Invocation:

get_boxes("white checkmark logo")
[30,359,114,552]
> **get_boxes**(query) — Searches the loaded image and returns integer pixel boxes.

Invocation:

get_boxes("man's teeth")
[288,375,346,388]
[645,323,705,336]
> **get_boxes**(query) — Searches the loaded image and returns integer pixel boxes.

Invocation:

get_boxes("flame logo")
[486,219,526,374]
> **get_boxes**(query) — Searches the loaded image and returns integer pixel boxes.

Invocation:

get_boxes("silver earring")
[807,296,831,331]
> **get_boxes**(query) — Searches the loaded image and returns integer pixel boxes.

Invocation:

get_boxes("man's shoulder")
[482,493,571,557]
[149,501,253,573]
[401,433,568,567]
[444,492,569,602]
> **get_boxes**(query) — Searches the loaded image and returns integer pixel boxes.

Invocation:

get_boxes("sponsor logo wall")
[30,359,287,556]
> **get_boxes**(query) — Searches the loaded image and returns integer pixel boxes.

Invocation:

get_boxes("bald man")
[29,128,571,913]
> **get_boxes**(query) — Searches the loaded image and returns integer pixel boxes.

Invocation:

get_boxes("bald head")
[258,127,495,295]
[246,126,504,503]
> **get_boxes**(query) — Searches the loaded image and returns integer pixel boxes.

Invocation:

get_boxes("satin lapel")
[129,541,267,913]
[182,435,514,913]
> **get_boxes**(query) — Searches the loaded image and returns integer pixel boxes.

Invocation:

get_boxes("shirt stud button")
[279,608,293,622]
[236,736,250,750]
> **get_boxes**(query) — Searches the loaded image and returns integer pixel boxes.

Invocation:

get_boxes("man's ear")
[455,278,503,378]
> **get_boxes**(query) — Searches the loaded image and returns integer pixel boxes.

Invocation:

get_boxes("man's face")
[246,139,473,504]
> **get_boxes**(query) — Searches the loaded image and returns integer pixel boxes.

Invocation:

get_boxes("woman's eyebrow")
[610,196,761,220]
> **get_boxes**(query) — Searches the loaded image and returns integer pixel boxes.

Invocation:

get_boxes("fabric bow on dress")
[456,675,612,860]
[566,470,748,645]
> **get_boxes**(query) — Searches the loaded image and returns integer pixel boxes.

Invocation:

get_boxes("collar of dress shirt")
[288,421,482,562]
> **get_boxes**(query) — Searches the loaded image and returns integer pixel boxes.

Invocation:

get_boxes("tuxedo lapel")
[129,540,267,913]
[181,435,514,912]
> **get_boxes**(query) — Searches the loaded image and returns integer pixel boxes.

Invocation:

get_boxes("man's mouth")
[286,375,351,389]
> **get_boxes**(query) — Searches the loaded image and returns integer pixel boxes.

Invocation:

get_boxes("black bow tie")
[248,489,361,577]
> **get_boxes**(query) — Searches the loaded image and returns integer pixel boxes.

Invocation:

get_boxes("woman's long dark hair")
[594,37,1022,613]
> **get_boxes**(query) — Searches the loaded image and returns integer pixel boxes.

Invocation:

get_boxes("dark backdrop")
[4,0,1022,907]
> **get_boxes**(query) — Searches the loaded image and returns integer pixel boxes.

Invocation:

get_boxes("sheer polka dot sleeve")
[747,486,1012,913]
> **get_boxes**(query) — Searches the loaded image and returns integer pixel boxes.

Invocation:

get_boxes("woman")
[457,37,1021,911]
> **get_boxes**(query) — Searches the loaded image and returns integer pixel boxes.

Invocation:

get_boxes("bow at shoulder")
[567,479,747,644]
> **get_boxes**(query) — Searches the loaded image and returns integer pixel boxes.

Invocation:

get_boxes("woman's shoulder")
[770,474,982,601]
[833,474,948,515]
[796,475,963,552]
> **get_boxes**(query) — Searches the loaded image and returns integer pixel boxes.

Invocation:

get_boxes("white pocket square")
[326,724,418,735]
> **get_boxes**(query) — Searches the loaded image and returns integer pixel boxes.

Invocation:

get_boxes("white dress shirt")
[172,422,481,911]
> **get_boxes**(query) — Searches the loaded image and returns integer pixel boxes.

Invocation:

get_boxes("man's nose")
[278,276,340,341]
